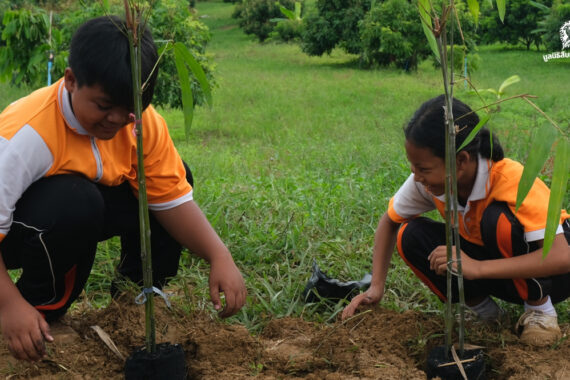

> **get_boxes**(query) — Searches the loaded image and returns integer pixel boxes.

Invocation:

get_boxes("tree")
[479,0,552,50]
[301,0,371,56]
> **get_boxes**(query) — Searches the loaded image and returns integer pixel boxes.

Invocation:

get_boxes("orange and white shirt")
[388,155,569,246]
[0,78,192,243]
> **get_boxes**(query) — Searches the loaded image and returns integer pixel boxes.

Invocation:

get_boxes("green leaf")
[542,138,569,257]
[173,45,194,141]
[457,114,490,151]
[418,0,440,62]
[466,0,480,24]
[294,2,301,19]
[278,5,295,20]
[173,42,213,108]
[496,0,506,23]
[515,123,557,212]
[498,75,520,96]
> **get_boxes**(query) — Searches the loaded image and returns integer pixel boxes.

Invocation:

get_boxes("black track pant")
[397,202,570,305]
[0,166,193,322]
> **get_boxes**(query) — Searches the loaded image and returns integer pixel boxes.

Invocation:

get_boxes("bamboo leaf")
[515,123,557,212]
[457,114,490,151]
[542,138,569,257]
[418,0,440,62]
[496,0,506,22]
[498,75,520,96]
[173,46,194,141]
[466,0,480,24]
[174,42,213,108]
[529,0,550,11]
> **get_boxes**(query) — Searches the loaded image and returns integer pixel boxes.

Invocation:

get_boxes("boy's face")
[405,140,446,196]
[64,68,130,140]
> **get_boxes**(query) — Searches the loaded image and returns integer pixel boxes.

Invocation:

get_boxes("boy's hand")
[208,255,247,318]
[341,285,383,320]
[0,297,53,361]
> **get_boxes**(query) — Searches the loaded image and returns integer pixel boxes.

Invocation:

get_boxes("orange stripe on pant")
[496,213,529,300]
[397,223,446,302]
[35,265,77,312]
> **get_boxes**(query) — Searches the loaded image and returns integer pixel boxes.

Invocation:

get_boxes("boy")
[0,16,247,362]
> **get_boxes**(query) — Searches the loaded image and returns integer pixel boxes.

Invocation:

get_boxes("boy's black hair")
[404,95,504,162]
[68,15,158,111]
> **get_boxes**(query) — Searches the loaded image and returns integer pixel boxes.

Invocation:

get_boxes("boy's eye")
[95,103,112,111]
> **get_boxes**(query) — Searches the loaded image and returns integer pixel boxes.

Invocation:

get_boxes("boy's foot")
[515,310,561,347]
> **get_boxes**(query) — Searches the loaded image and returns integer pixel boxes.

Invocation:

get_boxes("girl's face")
[405,140,446,196]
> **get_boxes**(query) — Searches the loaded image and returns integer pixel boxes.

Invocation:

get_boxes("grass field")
[1,0,568,331]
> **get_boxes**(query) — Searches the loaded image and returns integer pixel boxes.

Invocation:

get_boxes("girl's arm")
[342,213,400,319]
[429,233,570,280]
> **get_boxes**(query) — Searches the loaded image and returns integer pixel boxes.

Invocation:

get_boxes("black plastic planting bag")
[124,342,186,380]
[426,345,485,380]
[303,260,371,303]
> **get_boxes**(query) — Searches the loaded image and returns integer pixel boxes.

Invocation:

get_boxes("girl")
[342,95,570,347]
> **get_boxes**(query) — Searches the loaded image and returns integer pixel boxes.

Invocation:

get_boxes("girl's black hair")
[68,16,158,111]
[404,94,504,162]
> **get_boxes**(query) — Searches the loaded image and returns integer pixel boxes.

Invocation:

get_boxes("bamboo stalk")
[125,2,156,353]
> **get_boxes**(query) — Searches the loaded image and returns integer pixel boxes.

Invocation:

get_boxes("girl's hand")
[428,245,479,280]
[341,285,383,320]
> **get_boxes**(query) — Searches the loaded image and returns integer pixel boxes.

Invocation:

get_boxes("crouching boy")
[0,16,247,362]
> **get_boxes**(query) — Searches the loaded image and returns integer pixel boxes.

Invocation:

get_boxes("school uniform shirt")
[0,78,193,243]
[387,155,570,246]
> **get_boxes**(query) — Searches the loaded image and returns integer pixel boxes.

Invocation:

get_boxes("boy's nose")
[106,109,129,126]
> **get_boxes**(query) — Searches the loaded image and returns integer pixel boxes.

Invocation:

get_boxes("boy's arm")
[429,232,570,280]
[0,252,53,361]
[342,213,400,319]
[152,201,246,318]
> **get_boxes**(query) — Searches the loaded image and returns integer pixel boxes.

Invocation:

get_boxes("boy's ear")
[64,68,77,93]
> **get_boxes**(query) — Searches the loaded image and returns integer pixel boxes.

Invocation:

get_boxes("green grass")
[1,0,568,330]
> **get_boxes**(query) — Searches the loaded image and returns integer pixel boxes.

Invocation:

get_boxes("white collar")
[58,80,90,136]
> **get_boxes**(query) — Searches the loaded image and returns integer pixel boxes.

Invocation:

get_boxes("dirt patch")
[1,297,569,379]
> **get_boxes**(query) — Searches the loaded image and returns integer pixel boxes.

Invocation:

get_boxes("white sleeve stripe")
[525,225,564,242]
[148,190,194,211]
[0,125,53,234]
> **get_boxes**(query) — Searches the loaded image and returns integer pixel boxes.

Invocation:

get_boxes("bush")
[359,0,430,70]
[479,0,553,50]
[149,0,215,108]
[536,0,570,51]
[301,0,371,56]
[235,0,296,42]
[270,18,304,42]
[0,6,67,86]
[0,1,215,109]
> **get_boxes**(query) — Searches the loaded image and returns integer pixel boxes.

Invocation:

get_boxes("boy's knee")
[14,175,105,236]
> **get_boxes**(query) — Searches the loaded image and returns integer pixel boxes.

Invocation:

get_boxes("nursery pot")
[125,342,186,380]
[426,345,485,380]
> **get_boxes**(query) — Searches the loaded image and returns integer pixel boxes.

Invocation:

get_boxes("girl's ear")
[456,151,472,170]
